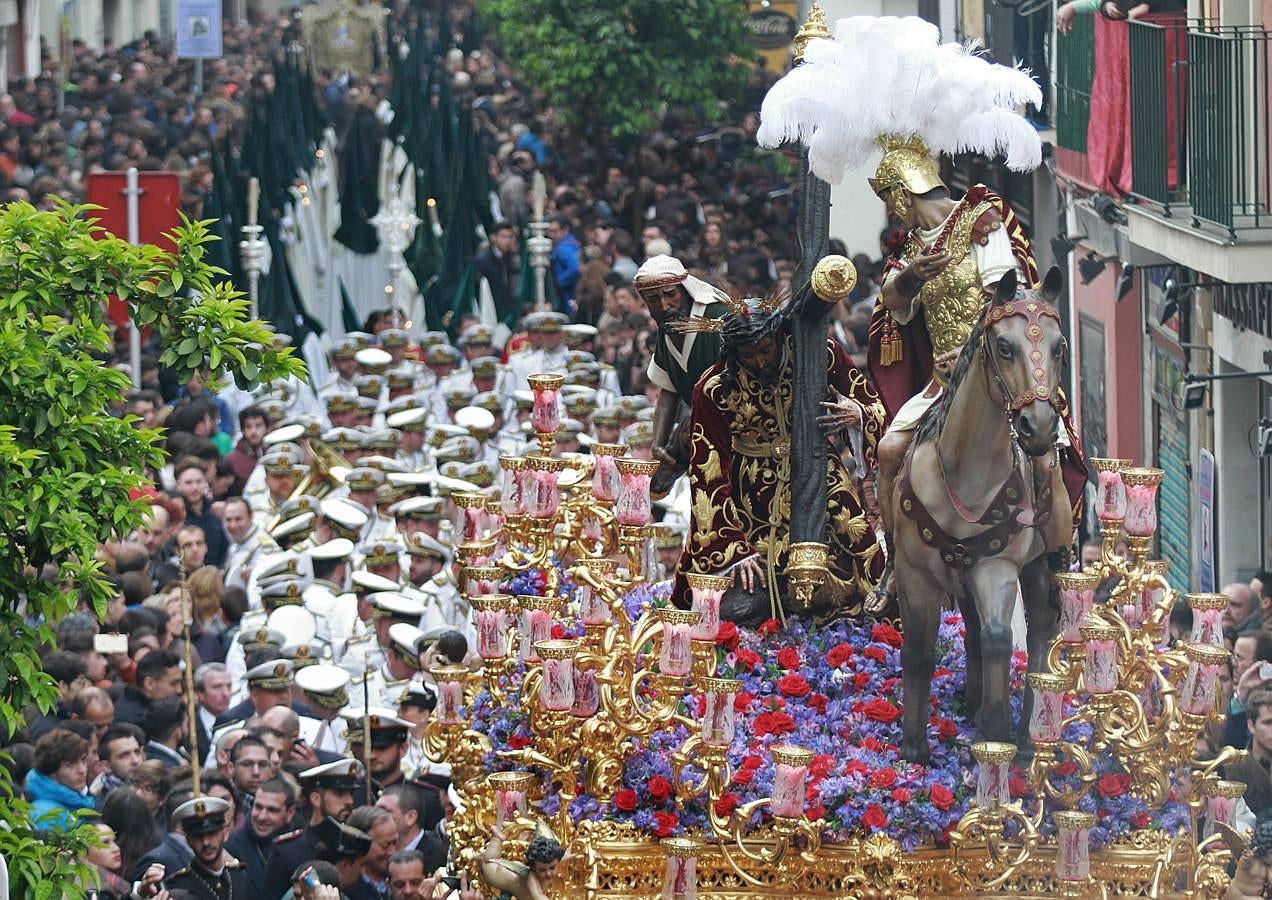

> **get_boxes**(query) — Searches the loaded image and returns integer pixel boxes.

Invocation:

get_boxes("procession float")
[423,11,1248,899]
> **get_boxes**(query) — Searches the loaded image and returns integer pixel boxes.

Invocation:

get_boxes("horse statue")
[892,267,1074,764]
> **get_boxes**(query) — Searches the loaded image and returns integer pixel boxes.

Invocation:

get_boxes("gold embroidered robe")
[672,338,885,618]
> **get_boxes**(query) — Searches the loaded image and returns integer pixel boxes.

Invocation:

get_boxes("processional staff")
[179,549,201,795]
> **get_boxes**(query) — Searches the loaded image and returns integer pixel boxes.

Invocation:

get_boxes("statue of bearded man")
[672,287,886,624]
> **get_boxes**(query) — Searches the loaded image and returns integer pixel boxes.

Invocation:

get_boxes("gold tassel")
[880,318,902,366]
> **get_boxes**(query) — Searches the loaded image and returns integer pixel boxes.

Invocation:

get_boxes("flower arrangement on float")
[467,589,1192,854]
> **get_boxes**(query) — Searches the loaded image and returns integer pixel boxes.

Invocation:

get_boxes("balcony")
[1127,19,1272,280]
[1055,18,1272,281]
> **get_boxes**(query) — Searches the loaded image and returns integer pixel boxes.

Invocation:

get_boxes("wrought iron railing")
[1128,19,1271,238]
[1128,18,1192,212]
[1187,25,1271,236]
[1055,16,1096,155]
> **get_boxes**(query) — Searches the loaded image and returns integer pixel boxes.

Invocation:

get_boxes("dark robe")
[673,337,885,619]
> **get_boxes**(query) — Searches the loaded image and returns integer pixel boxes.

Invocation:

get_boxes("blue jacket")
[551,233,582,312]
[26,769,95,831]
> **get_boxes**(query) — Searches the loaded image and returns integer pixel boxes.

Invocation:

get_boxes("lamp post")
[370,176,421,312]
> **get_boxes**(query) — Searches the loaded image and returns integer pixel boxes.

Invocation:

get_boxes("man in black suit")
[143,695,188,768]
[225,776,296,888]
[473,222,521,328]
[194,662,233,767]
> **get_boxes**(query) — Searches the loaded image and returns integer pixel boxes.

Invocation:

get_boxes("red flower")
[810,754,835,778]
[861,736,884,752]
[861,804,888,830]
[853,672,871,690]
[550,623,566,639]
[807,692,829,714]
[753,711,796,736]
[777,647,801,670]
[863,646,888,664]
[844,759,869,777]
[933,717,959,740]
[1055,761,1079,778]
[613,789,637,811]
[647,775,673,803]
[508,733,530,749]
[871,623,904,648]
[742,754,763,771]
[1098,773,1131,798]
[930,784,955,811]
[891,787,912,803]
[826,643,853,667]
[1008,775,1031,799]
[653,811,678,837]
[868,767,898,789]
[758,619,780,636]
[733,690,756,712]
[714,792,741,818]
[735,647,762,670]
[715,621,739,648]
[778,673,811,697]
[863,699,902,724]
[731,768,755,786]
[1131,811,1150,828]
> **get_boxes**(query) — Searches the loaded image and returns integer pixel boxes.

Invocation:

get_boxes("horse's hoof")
[1012,744,1035,767]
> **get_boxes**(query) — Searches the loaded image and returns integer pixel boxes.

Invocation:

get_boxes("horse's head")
[982,267,1067,458]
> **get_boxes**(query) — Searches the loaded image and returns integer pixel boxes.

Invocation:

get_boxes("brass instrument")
[266,438,352,534]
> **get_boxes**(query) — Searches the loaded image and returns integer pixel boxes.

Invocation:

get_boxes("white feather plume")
[757,15,1043,184]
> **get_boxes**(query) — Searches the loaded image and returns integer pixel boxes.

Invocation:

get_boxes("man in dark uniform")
[165,795,250,900]
[261,758,362,900]
[215,659,295,729]
[341,707,413,804]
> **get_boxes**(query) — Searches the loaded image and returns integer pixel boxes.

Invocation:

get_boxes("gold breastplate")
[916,201,994,382]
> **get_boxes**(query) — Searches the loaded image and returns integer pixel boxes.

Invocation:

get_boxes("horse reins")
[903,293,1064,573]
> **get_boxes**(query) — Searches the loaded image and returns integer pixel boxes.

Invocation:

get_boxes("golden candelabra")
[426,388,1246,899]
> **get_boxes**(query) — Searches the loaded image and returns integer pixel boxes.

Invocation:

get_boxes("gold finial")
[811,255,858,303]
[793,3,830,64]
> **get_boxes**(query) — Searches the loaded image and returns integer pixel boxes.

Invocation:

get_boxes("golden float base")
[542,825,1197,899]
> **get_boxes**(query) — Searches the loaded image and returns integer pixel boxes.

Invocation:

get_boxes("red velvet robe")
[672,337,885,619]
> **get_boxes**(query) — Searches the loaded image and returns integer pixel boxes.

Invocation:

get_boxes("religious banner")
[299,0,388,76]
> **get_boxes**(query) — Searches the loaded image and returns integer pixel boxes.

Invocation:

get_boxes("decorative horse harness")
[898,295,1065,571]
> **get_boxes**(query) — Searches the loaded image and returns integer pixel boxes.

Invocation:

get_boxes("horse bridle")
[980,297,1066,418]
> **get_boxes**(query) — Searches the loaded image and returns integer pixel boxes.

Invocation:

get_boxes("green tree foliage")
[480,0,752,147]
[0,202,303,895]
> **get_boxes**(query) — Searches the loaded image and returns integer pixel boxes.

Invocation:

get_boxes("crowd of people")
[0,1,909,898]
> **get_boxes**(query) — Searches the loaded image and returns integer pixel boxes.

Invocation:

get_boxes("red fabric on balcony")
[1086,13,1187,197]
[1087,17,1133,195]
